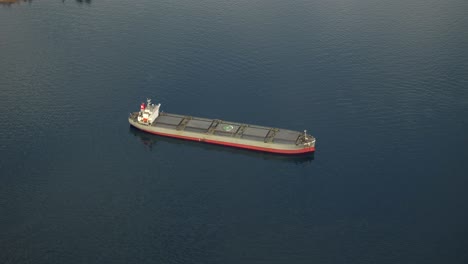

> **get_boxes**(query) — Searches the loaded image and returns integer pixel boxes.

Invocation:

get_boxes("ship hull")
[129,112,315,155]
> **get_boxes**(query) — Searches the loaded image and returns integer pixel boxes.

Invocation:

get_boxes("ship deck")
[144,112,304,145]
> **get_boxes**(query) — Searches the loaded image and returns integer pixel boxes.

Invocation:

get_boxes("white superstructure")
[137,98,161,125]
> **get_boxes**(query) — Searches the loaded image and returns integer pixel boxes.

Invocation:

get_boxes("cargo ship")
[128,99,316,154]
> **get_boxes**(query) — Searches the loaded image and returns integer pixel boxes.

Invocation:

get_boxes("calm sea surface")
[1,0,468,263]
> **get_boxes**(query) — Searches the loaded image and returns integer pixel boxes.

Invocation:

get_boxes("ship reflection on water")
[72,0,92,4]
[0,0,91,5]
[129,126,315,164]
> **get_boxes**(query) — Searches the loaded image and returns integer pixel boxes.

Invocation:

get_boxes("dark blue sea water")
[1,0,468,263]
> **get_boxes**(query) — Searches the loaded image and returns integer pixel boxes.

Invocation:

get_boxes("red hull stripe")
[138,127,315,154]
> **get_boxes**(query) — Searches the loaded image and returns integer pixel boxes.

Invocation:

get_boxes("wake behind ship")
[129,99,316,154]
